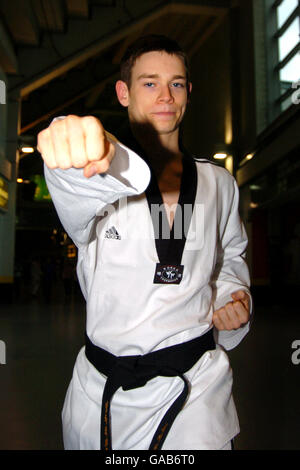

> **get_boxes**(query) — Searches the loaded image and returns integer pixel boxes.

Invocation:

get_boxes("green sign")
[31,175,51,201]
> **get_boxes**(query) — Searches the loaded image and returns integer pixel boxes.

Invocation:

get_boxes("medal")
[154,263,184,285]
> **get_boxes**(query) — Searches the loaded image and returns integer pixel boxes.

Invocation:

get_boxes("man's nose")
[157,85,174,103]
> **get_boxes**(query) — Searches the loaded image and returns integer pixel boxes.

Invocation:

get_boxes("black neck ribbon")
[145,153,197,267]
[117,128,198,284]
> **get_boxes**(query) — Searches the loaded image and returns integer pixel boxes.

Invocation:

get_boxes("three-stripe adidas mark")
[104,226,121,240]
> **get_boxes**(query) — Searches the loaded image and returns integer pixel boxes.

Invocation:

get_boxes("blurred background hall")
[0,0,299,450]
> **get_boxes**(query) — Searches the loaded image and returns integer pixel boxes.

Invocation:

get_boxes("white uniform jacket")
[44,135,252,450]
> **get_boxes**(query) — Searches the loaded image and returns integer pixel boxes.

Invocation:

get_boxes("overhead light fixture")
[18,135,36,155]
[239,152,255,167]
[21,146,35,153]
[212,143,233,161]
[17,178,31,184]
[213,152,228,160]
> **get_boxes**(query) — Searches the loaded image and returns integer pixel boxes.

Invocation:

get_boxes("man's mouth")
[151,111,176,117]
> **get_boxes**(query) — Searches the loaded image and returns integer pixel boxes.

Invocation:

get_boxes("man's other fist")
[212,290,250,331]
[37,115,115,178]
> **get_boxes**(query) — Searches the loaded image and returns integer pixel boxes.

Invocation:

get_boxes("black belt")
[85,329,215,450]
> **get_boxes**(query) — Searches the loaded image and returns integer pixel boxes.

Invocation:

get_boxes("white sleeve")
[44,138,151,247]
[212,176,253,351]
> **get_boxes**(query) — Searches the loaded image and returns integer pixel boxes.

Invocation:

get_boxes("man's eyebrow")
[137,73,187,80]
[137,74,159,80]
[171,75,187,80]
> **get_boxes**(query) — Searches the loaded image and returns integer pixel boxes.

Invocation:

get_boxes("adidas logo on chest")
[104,226,121,240]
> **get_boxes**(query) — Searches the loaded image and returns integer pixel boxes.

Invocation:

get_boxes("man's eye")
[172,82,184,88]
[144,82,155,87]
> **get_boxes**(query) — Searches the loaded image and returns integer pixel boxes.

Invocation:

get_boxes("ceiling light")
[213,152,228,160]
[21,146,34,153]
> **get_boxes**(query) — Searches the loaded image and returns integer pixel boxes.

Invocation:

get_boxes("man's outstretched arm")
[37,114,116,177]
[37,115,150,247]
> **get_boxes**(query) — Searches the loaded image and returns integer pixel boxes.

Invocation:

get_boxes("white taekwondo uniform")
[44,133,252,450]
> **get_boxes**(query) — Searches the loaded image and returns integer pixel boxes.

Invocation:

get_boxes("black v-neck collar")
[145,153,197,265]
[117,128,198,266]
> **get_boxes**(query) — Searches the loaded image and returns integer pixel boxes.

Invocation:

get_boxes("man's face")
[118,51,191,136]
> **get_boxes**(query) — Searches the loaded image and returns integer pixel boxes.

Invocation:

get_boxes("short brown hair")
[120,34,190,89]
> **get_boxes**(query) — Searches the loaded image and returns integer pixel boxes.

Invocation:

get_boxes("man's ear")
[187,81,192,102]
[115,80,130,107]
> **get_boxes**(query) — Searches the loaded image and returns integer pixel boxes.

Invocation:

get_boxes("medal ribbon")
[145,153,198,283]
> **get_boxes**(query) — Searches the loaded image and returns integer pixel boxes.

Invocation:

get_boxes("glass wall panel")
[277,0,298,28]
[278,16,300,61]
[279,52,300,83]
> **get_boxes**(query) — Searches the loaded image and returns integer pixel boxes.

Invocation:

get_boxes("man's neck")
[130,123,183,177]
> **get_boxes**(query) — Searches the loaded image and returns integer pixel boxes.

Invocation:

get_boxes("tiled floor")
[0,283,299,450]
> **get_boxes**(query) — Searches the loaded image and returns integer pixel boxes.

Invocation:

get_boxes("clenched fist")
[212,290,250,331]
[37,115,115,178]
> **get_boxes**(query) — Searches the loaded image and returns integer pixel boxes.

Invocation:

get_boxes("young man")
[37,35,251,450]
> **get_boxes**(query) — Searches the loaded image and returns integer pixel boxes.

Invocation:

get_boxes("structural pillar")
[0,68,21,303]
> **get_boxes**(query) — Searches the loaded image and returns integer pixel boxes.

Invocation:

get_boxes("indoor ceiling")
[0,0,230,150]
